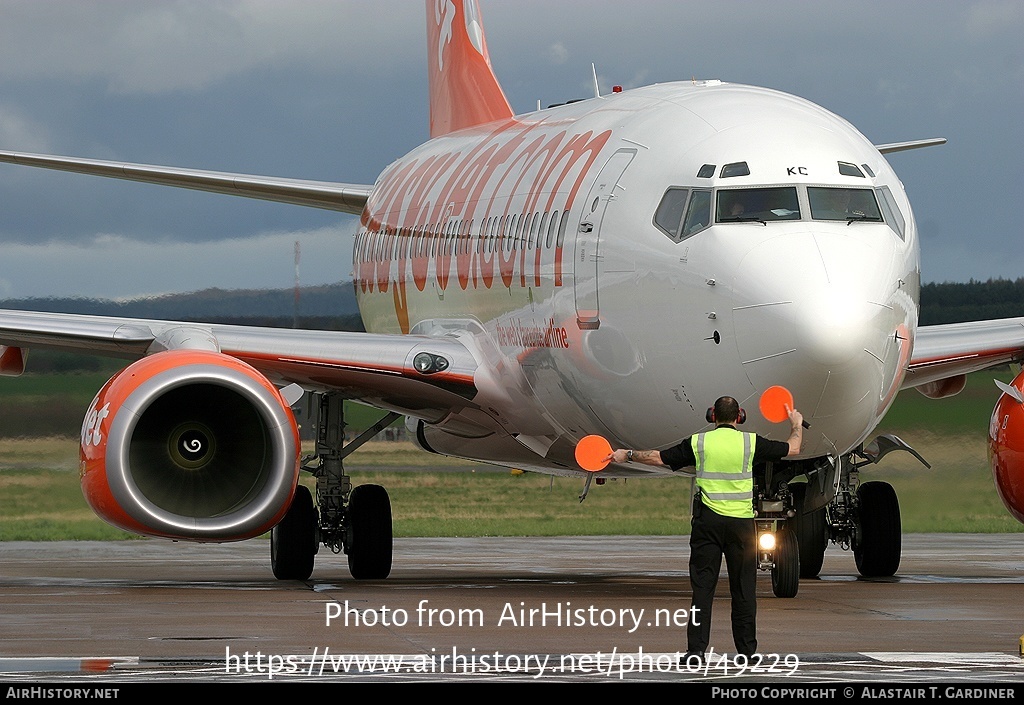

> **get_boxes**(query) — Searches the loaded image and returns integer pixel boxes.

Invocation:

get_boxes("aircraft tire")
[771,528,800,598]
[790,483,827,578]
[854,481,901,577]
[270,484,318,580]
[346,484,393,580]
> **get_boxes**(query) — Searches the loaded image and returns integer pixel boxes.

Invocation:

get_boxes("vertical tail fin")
[426,0,514,138]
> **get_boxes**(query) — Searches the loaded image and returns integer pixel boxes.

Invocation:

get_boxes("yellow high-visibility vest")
[691,427,755,519]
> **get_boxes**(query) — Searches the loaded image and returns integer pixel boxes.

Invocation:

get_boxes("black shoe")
[680,651,704,668]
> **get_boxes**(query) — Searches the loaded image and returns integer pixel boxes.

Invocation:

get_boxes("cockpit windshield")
[656,183,898,243]
[807,187,883,223]
[716,187,800,223]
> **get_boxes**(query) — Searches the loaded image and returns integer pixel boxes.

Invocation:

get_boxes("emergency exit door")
[574,149,635,329]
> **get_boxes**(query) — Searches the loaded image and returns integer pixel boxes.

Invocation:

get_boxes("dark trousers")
[687,501,757,656]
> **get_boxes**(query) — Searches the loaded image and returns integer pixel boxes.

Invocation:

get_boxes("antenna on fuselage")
[591,63,600,98]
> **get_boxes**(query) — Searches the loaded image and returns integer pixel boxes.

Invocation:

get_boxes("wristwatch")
[627,450,634,462]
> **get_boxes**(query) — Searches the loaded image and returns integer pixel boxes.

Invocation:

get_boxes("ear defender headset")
[706,406,746,424]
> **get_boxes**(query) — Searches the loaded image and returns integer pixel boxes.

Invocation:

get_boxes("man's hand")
[786,407,804,456]
[788,407,804,430]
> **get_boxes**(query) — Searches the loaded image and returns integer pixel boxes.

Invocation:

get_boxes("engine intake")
[80,350,300,541]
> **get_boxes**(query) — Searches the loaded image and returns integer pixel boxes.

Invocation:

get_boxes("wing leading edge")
[906,317,1024,390]
[0,309,485,426]
[0,150,372,216]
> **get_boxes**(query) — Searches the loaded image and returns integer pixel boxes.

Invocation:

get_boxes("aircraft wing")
[0,150,372,215]
[874,138,946,154]
[0,309,485,424]
[904,317,1024,390]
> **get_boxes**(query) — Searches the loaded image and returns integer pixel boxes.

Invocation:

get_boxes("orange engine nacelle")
[80,350,300,541]
[988,370,1024,524]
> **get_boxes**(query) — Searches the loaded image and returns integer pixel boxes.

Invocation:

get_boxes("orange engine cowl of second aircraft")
[988,370,1024,524]
[80,350,300,541]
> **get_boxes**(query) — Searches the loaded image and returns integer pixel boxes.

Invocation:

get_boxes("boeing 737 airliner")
[3,1,1024,591]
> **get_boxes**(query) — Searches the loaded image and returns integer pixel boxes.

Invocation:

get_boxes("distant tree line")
[920,278,1024,326]
[0,284,365,373]
[0,283,359,320]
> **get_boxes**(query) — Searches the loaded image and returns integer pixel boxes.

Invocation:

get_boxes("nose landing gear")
[755,488,800,598]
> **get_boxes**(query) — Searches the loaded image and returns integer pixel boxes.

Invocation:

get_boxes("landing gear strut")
[270,392,399,580]
[827,451,903,578]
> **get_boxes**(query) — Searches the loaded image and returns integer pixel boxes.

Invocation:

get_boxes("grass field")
[1,369,1022,539]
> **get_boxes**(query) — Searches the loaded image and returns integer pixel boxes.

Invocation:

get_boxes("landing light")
[412,352,450,375]
[758,532,776,551]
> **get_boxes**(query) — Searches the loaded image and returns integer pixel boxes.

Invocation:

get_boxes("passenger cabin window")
[807,187,883,223]
[546,211,559,248]
[716,187,800,223]
[556,211,571,248]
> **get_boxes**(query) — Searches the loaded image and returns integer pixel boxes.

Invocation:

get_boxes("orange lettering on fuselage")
[355,120,613,332]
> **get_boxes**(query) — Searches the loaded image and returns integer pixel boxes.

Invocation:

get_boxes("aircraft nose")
[733,280,890,402]
[792,285,881,368]
[730,230,903,428]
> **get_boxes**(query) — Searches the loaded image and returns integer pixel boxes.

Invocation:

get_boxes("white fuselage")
[353,81,919,473]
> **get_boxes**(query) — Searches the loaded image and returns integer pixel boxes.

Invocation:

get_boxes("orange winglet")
[575,435,613,472]
[759,385,795,423]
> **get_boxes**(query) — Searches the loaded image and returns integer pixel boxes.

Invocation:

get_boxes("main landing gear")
[817,438,926,579]
[756,436,923,594]
[270,393,400,581]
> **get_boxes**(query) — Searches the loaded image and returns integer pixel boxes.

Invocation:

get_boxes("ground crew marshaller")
[610,396,803,660]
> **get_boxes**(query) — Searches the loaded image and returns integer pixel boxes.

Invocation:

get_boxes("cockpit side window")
[654,188,689,240]
[682,190,712,237]
[654,188,713,242]
[875,186,906,240]
[808,187,883,223]
[716,187,800,223]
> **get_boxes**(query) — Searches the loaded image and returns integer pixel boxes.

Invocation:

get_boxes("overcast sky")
[0,0,1021,300]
